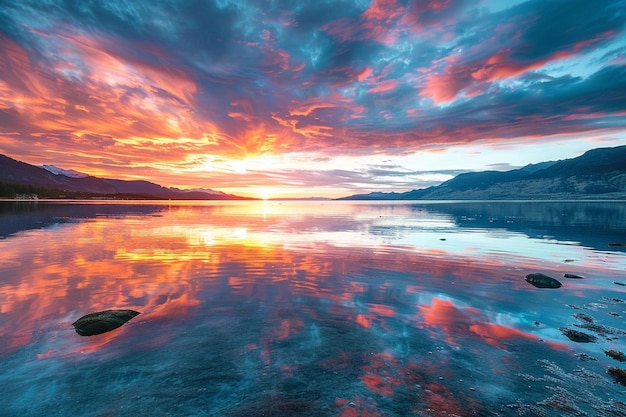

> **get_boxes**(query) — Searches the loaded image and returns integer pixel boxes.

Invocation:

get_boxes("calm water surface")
[1,200,625,416]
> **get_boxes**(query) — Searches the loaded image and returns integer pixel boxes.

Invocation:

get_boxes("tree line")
[0,180,155,199]
[0,180,65,198]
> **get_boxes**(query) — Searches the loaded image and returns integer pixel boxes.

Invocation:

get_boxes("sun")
[258,187,273,200]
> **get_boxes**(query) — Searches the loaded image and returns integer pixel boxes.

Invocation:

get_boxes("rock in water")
[564,273,583,279]
[605,349,626,362]
[607,367,626,386]
[525,273,562,288]
[72,309,140,336]
[559,327,597,343]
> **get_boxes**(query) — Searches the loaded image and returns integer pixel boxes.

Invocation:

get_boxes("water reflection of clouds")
[3,202,626,416]
[0,204,623,351]
[119,204,621,276]
[417,295,568,351]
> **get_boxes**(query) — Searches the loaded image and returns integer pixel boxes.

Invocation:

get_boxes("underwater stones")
[563,273,583,279]
[575,321,626,338]
[525,273,562,288]
[573,313,594,324]
[608,242,626,247]
[607,367,626,386]
[559,327,597,343]
[605,350,626,362]
[72,309,140,336]
[575,353,597,362]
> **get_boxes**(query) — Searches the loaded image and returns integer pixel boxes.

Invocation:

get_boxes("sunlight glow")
[258,187,272,200]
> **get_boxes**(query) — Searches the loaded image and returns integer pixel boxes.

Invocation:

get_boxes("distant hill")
[0,153,249,200]
[339,145,626,200]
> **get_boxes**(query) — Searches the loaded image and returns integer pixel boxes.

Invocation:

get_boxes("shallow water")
[1,200,625,416]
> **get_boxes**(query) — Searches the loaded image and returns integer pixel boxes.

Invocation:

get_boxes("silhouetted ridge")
[0,153,248,200]
[338,145,626,200]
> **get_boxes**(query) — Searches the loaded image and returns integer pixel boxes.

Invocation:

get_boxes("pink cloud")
[367,78,400,93]
[357,66,373,82]
[471,49,573,82]
[420,71,465,103]
[419,47,577,104]
[321,18,361,42]
[400,0,457,31]
[259,44,293,73]
[362,0,404,21]
[322,0,407,45]
[573,30,615,52]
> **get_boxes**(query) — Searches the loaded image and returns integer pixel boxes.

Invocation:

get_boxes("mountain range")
[0,153,248,200]
[339,145,626,200]
[1,145,625,200]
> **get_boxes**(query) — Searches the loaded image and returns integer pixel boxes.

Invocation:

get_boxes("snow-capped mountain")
[41,164,89,178]
[186,187,228,195]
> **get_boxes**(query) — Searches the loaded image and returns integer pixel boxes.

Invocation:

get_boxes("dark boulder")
[605,350,626,362]
[72,309,140,336]
[525,273,562,288]
[559,327,597,343]
[607,367,626,386]
[564,273,583,279]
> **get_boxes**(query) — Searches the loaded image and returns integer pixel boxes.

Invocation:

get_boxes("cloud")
[417,0,626,104]
[0,0,625,195]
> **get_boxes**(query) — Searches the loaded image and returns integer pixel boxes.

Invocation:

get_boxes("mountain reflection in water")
[1,200,625,416]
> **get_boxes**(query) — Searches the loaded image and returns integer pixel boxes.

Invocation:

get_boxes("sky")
[0,0,625,199]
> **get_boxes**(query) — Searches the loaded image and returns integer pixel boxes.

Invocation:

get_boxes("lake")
[1,200,625,416]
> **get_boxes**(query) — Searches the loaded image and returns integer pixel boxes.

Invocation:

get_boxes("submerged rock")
[573,313,594,324]
[575,353,598,362]
[607,367,626,386]
[575,321,626,338]
[564,273,583,279]
[72,309,140,336]
[605,350,626,362]
[559,327,597,343]
[525,273,562,288]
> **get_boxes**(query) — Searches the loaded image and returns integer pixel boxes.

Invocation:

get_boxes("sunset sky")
[1,0,625,198]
